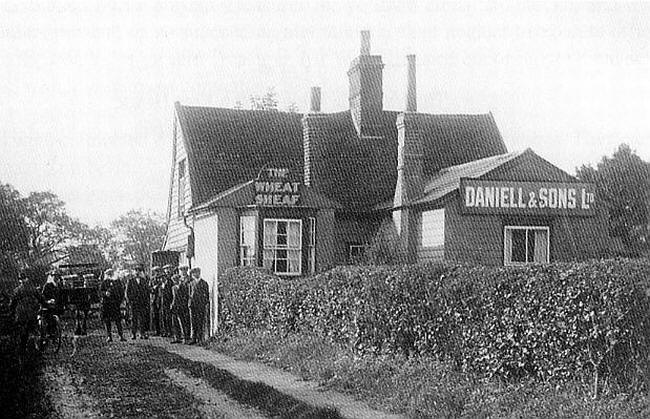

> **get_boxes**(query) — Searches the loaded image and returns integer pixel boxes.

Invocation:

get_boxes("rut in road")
[165,368,266,419]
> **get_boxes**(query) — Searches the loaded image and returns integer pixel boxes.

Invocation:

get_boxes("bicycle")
[37,302,62,354]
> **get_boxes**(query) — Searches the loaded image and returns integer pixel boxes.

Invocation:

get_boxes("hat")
[189,267,201,275]
[162,264,173,270]
[135,265,145,272]
[152,266,162,272]
[178,265,189,271]
[104,268,115,277]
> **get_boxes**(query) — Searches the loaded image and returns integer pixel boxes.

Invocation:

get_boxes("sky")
[1,0,649,226]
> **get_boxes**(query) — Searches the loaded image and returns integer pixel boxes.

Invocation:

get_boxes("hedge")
[218,259,650,394]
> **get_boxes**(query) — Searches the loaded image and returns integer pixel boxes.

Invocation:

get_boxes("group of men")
[100,265,210,345]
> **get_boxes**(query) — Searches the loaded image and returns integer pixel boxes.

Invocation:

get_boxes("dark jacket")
[10,282,44,325]
[171,281,189,314]
[189,278,209,311]
[41,281,62,314]
[126,276,149,312]
[100,278,124,320]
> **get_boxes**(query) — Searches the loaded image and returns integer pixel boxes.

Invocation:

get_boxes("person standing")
[177,266,191,343]
[169,274,183,343]
[126,266,149,339]
[188,267,209,345]
[99,269,126,342]
[160,268,174,338]
[149,266,162,336]
[10,273,45,353]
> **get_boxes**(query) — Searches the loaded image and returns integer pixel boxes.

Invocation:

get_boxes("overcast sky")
[1,0,649,226]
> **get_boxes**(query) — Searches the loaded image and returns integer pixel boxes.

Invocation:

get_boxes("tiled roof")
[412,150,526,206]
[176,104,304,206]
[176,103,507,210]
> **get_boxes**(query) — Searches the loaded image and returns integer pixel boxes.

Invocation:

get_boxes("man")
[126,266,149,339]
[149,266,162,336]
[176,265,191,343]
[169,274,183,343]
[10,273,45,353]
[159,265,173,337]
[188,267,209,344]
[99,269,126,342]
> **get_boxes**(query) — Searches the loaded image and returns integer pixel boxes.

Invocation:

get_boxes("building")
[162,31,610,334]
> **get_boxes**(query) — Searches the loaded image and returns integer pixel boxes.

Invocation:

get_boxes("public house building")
[162,32,610,335]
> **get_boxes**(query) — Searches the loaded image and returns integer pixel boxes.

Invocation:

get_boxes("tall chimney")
[309,86,321,113]
[348,30,384,137]
[406,55,417,112]
[360,30,371,55]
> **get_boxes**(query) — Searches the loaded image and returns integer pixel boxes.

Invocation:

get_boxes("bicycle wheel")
[52,317,62,354]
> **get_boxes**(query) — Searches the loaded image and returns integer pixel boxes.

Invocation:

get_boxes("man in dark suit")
[126,266,149,339]
[160,266,174,337]
[149,266,162,336]
[188,267,209,344]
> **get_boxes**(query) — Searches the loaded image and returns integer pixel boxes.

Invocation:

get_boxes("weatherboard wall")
[164,114,192,257]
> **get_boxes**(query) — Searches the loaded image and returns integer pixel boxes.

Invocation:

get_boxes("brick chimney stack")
[348,31,384,137]
[406,54,417,112]
[309,86,321,113]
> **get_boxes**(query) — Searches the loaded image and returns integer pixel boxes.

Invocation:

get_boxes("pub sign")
[460,179,596,216]
[255,168,301,207]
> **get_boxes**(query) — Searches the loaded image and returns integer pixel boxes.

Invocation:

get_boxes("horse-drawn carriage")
[58,262,102,335]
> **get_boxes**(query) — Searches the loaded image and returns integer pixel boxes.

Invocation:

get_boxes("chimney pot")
[360,31,371,55]
[309,86,321,113]
[406,54,417,112]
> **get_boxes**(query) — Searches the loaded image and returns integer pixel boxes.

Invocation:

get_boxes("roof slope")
[176,104,304,206]
[176,103,507,210]
[412,150,525,206]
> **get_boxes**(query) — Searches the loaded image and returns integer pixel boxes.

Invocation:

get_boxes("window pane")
[534,230,548,263]
[264,220,276,247]
[288,221,301,248]
[276,258,288,273]
[511,229,527,263]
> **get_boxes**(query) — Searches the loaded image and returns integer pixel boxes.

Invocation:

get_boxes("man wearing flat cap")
[188,267,209,344]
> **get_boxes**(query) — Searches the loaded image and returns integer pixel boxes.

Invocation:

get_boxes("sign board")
[254,168,301,207]
[460,179,596,216]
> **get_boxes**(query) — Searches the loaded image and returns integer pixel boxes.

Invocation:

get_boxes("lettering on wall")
[254,168,301,207]
[460,179,596,216]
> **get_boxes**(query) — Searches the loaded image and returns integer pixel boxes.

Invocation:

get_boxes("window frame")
[263,218,303,276]
[503,225,550,266]
[239,214,257,267]
[307,217,316,275]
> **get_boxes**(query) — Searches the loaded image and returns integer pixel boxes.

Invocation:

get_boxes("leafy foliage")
[109,210,165,268]
[220,259,650,396]
[576,144,650,254]
[0,183,29,273]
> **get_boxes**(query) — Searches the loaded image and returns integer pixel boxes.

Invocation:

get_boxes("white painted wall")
[193,213,218,336]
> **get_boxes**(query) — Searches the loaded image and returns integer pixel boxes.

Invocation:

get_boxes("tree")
[0,183,29,275]
[249,87,279,111]
[110,210,166,268]
[576,144,650,253]
[21,191,89,266]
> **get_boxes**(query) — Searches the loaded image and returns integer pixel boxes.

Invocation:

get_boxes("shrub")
[218,258,650,395]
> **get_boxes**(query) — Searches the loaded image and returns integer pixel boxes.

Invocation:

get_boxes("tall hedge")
[218,259,650,394]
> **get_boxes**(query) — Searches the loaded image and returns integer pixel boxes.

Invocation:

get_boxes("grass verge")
[207,329,650,418]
